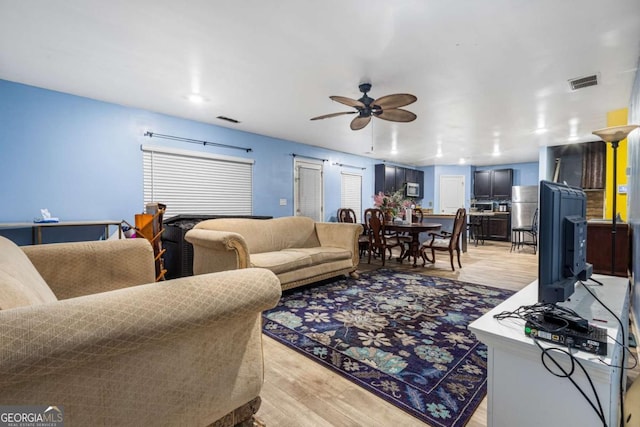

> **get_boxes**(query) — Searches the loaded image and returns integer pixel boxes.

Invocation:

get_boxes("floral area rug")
[262,269,514,427]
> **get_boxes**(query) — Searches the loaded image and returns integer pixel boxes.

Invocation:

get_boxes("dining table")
[384,221,442,267]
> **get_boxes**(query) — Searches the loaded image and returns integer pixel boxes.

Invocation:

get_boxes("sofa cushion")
[0,237,58,310]
[250,250,312,275]
[287,247,352,264]
[194,217,321,253]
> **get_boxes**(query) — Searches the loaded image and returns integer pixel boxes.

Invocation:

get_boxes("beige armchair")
[0,236,281,426]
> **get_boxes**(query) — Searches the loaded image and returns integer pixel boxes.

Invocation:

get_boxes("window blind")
[341,172,362,222]
[142,145,254,218]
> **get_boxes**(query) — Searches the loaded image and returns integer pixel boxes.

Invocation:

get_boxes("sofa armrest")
[185,229,251,275]
[315,222,363,266]
[0,267,280,382]
[0,267,281,425]
[21,239,156,300]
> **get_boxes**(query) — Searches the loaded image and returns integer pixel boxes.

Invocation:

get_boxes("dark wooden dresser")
[586,220,631,277]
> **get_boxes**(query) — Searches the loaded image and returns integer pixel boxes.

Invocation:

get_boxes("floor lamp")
[592,124,639,275]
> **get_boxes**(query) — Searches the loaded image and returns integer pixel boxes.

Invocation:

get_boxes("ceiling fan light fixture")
[311,84,417,130]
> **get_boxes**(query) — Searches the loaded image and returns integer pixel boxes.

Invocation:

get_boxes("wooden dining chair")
[412,207,424,224]
[337,208,357,223]
[420,208,466,271]
[365,208,402,265]
[395,207,424,260]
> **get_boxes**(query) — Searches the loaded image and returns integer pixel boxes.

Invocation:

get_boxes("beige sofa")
[185,216,363,290]
[0,236,281,427]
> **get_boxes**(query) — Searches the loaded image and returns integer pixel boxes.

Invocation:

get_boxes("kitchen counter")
[468,211,511,216]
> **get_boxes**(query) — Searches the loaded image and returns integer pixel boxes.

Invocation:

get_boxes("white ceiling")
[1,1,639,166]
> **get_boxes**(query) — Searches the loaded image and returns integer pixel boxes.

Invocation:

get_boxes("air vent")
[568,74,598,91]
[216,115,240,124]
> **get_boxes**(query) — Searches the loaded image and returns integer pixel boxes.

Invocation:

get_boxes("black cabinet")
[492,169,513,199]
[472,214,511,242]
[405,168,418,184]
[394,167,406,192]
[473,169,513,200]
[487,215,510,241]
[473,170,492,199]
[375,164,424,198]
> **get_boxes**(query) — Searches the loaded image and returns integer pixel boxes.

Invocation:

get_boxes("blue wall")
[0,79,541,243]
[0,79,401,236]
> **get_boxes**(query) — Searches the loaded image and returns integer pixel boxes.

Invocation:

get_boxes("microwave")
[406,182,420,197]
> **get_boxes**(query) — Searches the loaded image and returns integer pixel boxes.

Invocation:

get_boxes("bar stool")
[468,215,484,246]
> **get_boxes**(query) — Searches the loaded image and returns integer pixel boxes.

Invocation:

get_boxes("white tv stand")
[469,275,629,427]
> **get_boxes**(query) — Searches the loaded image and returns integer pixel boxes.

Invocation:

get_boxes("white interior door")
[294,159,323,221]
[439,175,465,214]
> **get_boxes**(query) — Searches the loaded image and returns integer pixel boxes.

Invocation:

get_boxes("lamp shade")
[592,124,639,142]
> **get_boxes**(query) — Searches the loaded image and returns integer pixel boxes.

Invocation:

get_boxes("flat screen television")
[538,180,592,303]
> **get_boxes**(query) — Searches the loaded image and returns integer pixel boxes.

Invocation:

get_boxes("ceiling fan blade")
[372,94,417,109]
[330,96,365,108]
[376,108,417,122]
[310,111,357,120]
[350,115,371,130]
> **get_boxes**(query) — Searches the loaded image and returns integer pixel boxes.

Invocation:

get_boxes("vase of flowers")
[373,185,414,221]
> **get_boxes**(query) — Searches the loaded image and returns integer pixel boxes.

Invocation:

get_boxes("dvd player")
[524,314,608,356]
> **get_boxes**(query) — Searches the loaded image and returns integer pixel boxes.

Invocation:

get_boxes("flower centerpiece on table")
[373,185,414,220]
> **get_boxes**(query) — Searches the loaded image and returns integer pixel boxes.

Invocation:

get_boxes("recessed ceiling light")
[535,128,548,135]
[187,93,205,103]
[459,158,466,164]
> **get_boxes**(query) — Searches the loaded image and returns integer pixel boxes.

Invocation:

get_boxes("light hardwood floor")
[258,241,539,426]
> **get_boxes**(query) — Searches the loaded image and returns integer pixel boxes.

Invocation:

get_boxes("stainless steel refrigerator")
[511,185,538,230]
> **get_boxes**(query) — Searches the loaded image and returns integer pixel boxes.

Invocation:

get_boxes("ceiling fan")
[310,83,417,130]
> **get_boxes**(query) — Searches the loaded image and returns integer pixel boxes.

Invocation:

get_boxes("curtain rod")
[144,131,252,153]
[333,162,366,170]
[291,153,328,162]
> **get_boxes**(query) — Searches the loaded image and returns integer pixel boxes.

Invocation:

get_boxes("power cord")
[493,301,611,426]
[581,277,631,427]
[533,338,607,426]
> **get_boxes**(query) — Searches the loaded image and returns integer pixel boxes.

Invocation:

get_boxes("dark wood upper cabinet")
[473,170,492,199]
[492,169,513,199]
[375,164,424,198]
[384,165,397,193]
[394,167,406,192]
[473,168,513,199]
